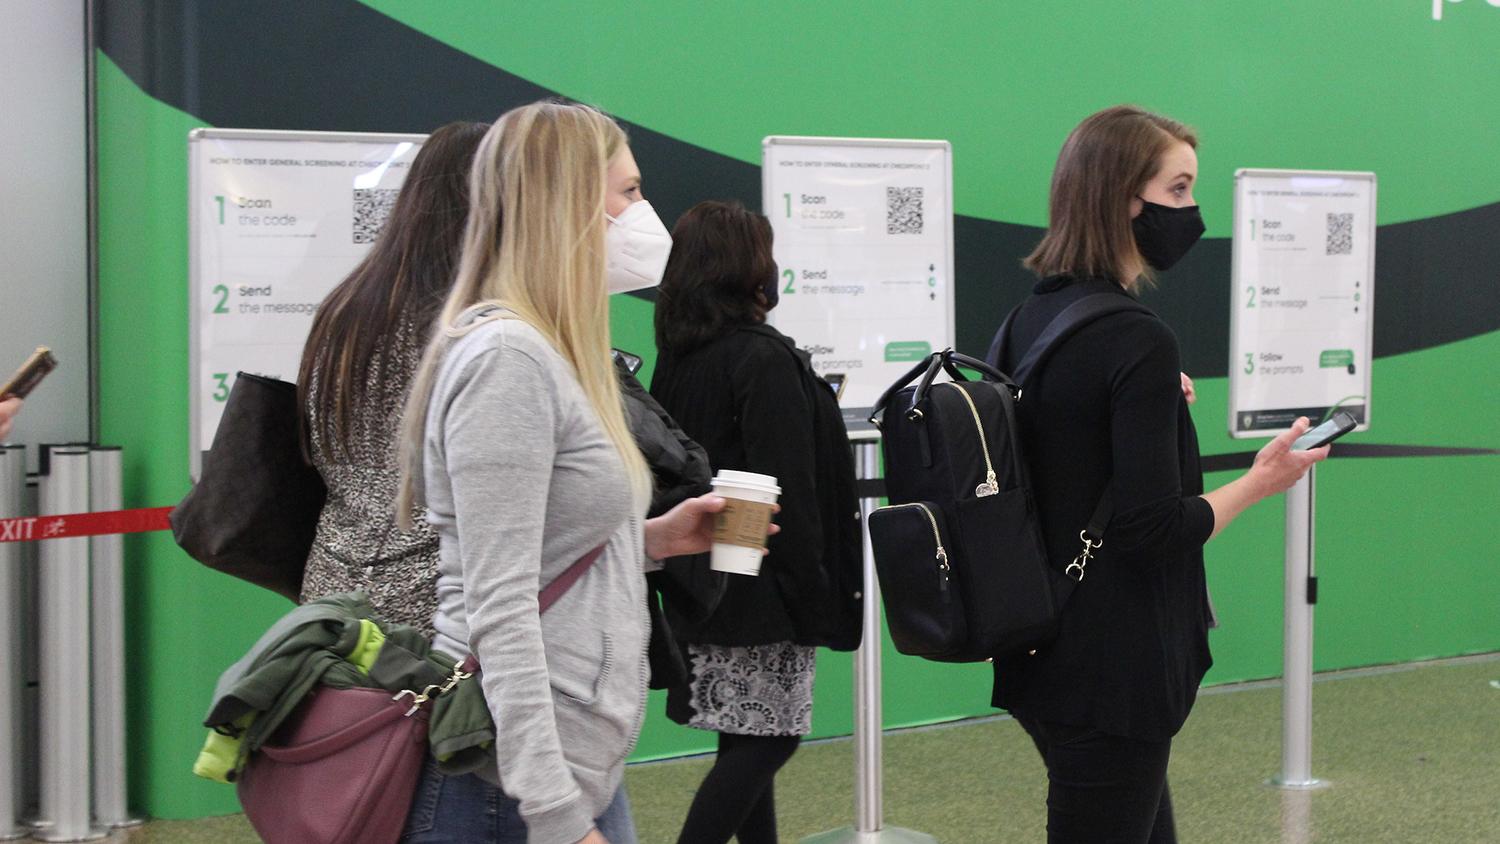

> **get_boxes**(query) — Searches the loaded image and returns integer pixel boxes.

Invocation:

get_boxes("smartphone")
[0,347,58,400]
[823,373,847,401]
[1292,411,1357,451]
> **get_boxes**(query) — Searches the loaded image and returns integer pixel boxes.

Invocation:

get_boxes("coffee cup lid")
[711,469,780,496]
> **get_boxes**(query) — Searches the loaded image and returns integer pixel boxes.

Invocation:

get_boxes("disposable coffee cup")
[709,470,780,576]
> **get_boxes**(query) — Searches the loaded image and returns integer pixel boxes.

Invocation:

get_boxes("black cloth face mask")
[1132,200,1206,271]
[761,273,781,310]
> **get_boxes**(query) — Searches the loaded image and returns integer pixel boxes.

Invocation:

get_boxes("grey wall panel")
[0,1,91,467]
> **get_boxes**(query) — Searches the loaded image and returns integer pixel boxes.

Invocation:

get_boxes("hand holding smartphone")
[1,347,57,401]
[1291,411,1357,451]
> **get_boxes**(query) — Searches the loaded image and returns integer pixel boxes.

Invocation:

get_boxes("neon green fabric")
[346,619,385,674]
[191,711,256,784]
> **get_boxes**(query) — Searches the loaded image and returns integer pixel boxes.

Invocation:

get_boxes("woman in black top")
[989,105,1328,844]
[651,200,860,844]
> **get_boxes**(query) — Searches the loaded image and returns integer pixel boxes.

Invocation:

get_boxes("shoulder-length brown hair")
[1024,105,1199,291]
[653,200,777,358]
[297,120,488,457]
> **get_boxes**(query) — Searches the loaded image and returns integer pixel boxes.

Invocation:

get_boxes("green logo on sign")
[1319,350,1354,368]
[885,341,933,362]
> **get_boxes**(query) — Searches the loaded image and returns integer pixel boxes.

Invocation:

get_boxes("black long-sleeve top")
[650,324,835,647]
[990,274,1216,742]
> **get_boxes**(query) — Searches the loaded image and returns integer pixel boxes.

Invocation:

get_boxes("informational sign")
[762,137,954,420]
[1228,169,1376,438]
[188,128,426,477]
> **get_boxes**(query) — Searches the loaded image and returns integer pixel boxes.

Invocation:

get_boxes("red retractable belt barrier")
[0,506,173,543]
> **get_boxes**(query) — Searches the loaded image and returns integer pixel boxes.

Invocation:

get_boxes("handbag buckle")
[393,662,474,716]
[1066,529,1101,582]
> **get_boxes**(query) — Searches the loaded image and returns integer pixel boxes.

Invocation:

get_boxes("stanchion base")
[0,827,30,842]
[28,821,110,842]
[1265,776,1331,791]
[800,825,938,844]
[104,817,147,829]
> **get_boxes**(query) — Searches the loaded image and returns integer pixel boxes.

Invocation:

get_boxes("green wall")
[362,0,1500,231]
[94,0,1500,819]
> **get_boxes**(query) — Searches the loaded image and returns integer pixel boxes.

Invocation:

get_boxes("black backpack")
[866,293,1150,663]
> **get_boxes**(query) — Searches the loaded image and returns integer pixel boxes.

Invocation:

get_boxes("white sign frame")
[1228,168,1376,439]
[761,136,955,424]
[188,128,427,478]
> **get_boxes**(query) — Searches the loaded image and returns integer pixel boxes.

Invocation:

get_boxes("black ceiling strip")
[99,0,1500,377]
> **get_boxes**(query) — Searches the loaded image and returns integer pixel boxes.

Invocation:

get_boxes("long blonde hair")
[396,101,651,527]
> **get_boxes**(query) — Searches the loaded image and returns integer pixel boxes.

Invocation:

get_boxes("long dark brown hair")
[298,120,488,457]
[1025,105,1198,291]
[653,200,777,358]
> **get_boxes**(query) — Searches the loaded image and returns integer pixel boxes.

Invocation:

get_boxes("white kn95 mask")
[605,200,673,294]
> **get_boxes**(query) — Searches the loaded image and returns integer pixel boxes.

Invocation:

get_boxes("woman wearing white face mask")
[396,101,749,844]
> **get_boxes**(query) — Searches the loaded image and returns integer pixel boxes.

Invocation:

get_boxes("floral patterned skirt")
[680,642,816,736]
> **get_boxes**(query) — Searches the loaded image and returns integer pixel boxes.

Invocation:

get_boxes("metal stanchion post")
[89,448,139,829]
[35,447,106,842]
[802,439,936,844]
[0,445,28,840]
[1269,463,1327,791]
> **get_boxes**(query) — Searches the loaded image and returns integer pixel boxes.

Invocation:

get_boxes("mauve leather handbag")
[238,685,432,844]
[233,545,605,844]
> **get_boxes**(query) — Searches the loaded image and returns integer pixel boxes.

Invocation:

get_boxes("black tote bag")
[170,373,327,601]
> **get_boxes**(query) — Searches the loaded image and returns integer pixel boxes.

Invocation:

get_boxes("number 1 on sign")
[784,194,791,218]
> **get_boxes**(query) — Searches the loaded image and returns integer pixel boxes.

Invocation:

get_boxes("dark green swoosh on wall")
[99,0,1500,377]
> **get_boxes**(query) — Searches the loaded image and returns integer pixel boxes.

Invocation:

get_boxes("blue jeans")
[402,759,638,844]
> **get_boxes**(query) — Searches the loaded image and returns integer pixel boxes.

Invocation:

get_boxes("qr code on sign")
[887,187,924,235]
[352,188,399,244]
[1326,213,1353,255]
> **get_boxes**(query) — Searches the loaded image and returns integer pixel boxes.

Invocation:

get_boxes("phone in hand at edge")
[1292,411,1357,451]
[611,348,643,376]
[823,373,847,401]
[0,347,57,400]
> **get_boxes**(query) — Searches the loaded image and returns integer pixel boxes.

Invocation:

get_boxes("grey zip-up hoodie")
[419,312,650,844]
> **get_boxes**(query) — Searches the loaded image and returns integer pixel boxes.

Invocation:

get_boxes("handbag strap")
[457,543,606,674]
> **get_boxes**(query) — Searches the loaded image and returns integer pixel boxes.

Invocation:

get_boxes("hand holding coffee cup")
[709,470,780,576]
[640,491,779,562]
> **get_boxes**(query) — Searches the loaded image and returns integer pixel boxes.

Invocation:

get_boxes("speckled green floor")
[98,653,1500,844]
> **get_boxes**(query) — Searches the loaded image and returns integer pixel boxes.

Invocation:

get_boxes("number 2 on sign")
[782,268,795,295]
[1245,286,1256,308]
[212,373,231,402]
[212,285,230,313]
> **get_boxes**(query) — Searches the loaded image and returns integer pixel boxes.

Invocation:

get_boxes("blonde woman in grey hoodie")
[396,102,750,844]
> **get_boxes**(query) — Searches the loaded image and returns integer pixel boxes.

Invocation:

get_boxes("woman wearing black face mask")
[986,105,1327,844]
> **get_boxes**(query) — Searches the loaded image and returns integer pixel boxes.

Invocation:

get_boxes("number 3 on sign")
[212,373,231,402]
[1244,353,1254,375]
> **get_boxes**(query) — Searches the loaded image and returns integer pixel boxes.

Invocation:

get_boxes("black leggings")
[675,732,801,844]
[1016,715,1176,844]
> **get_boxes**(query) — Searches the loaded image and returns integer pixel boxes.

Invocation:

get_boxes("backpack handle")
[868,349,1017,425]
